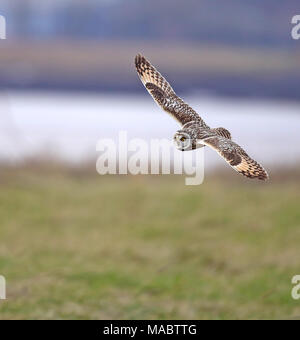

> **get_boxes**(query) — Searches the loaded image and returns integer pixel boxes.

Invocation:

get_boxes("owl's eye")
[180,136,186,142]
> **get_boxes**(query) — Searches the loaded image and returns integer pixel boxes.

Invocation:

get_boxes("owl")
[135,54,268,180]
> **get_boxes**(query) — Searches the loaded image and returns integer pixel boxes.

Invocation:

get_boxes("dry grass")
[0,164,299,319]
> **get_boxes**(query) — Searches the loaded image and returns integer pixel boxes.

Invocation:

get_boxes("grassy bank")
[0,168,299,319]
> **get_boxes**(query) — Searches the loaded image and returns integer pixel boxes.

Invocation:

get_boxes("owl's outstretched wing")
[135,54,207,127]
[202,136,269,180]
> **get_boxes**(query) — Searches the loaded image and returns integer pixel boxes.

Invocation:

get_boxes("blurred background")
[0,0,300,320]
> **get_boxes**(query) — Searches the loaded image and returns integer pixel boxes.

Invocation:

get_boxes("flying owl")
[135,54,268,180]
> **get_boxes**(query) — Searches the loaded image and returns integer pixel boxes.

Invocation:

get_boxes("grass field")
[0,167,299,319]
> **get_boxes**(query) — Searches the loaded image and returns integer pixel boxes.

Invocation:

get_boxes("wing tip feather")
[237,161,269,181]
[135,53,147,70]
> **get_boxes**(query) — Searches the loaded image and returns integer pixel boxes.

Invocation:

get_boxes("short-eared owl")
[135,54,268,180]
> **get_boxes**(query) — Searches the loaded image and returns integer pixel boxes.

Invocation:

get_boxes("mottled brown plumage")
[135,54,269,180]
[135,54,206,127]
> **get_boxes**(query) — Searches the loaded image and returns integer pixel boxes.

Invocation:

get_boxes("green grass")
[0,169,299,319]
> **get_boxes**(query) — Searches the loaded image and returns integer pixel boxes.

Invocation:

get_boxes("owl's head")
[173,130,195,151]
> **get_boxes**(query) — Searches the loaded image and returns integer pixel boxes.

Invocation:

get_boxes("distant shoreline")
[1,41,299,101]
[1,72,299,102]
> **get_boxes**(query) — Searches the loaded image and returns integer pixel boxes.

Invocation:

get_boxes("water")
[1,91,300,170]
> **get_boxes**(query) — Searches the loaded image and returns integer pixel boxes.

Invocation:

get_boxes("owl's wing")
[135,54,207,127]
[202,136,268,180]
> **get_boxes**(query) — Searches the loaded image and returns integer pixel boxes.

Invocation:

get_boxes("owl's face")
[173,131,195,151]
